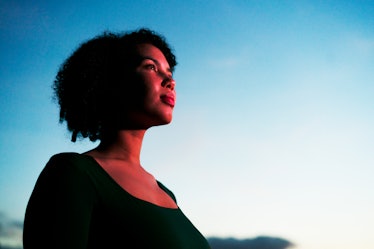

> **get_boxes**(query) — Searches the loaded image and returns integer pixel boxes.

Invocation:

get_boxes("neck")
[91,129,146,164]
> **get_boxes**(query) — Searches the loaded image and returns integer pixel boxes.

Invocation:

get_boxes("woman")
[23,28,211,249]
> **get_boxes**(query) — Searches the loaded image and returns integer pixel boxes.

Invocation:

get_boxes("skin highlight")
[84,44,178,209]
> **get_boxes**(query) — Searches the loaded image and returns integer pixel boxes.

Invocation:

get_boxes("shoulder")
[29,153,100,203]
[37,152,98,187]
[49,152,92,165]
[46,152,96,172]
[157,181,177,203]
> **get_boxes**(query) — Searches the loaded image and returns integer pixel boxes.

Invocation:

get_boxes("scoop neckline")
[79,153,180,210]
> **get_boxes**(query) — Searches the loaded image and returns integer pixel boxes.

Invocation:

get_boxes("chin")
[158,112,173,124]
[141,116,172,129]
[156,118,173,126]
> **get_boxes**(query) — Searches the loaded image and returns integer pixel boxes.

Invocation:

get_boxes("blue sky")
[1,1,374,248]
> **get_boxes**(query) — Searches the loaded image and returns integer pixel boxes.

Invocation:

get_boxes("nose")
[162,77,176,91]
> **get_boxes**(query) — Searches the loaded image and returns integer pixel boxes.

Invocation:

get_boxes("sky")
[1,0,373,248]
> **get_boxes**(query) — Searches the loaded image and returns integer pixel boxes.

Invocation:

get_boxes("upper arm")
[24,154,97,249]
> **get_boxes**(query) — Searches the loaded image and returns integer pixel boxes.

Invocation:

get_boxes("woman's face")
[122,43,176,128]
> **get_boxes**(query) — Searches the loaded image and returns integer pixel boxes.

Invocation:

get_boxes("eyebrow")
[141,56,172,74]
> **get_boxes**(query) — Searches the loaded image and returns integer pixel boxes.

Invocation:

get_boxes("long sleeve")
[23,154,97,249]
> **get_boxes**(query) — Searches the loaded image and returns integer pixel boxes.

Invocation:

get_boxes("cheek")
[142,77,161,98]
[123,73,161,106]
[132,74,153,94]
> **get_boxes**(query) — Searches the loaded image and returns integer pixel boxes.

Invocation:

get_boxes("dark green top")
[24,153,210,249]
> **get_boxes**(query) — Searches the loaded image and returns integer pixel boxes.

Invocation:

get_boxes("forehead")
[135,43,168,62]
[136,43,166,60]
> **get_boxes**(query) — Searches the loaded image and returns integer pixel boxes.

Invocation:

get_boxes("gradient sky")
[1,1,373,249]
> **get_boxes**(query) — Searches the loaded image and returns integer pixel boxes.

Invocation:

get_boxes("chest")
[88,185,210,249]
[97,159,178,208]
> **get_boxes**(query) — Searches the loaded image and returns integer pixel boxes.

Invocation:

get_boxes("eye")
[144,62,158,72]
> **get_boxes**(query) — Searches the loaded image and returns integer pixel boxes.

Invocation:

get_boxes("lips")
[160,94,175,107]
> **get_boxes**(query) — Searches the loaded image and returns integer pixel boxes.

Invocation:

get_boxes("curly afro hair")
[53,28,177,142]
